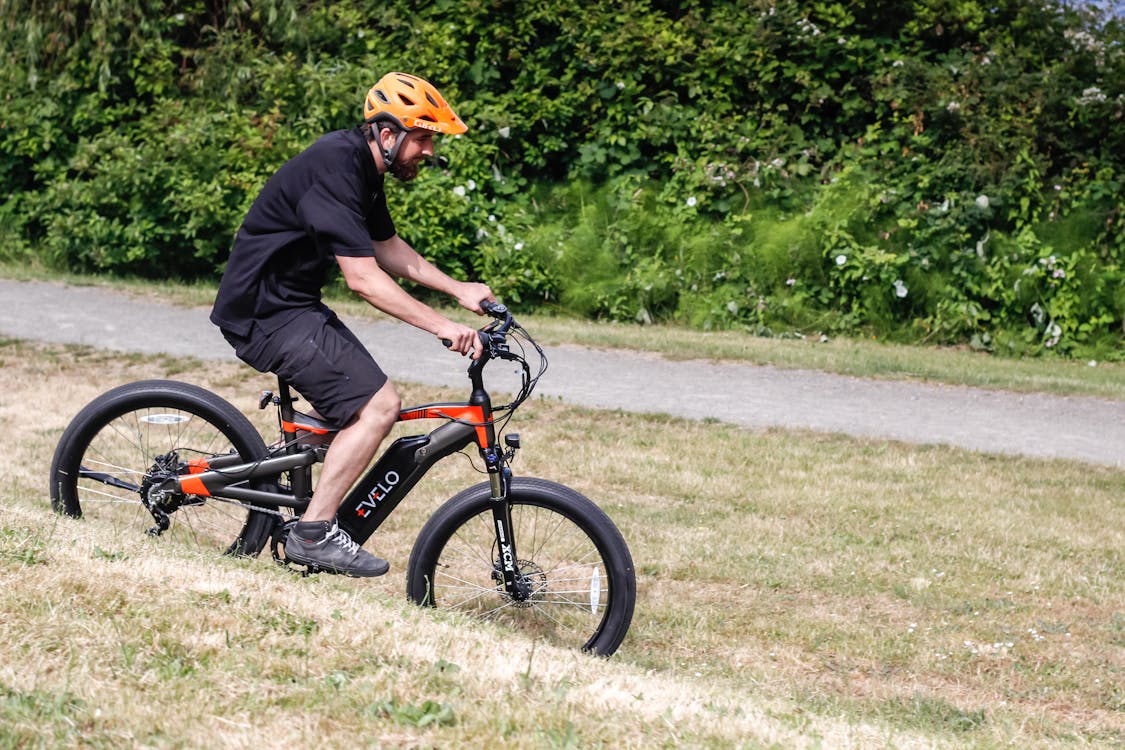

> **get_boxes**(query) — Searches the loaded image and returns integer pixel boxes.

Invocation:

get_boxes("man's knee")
[357,382,400,430]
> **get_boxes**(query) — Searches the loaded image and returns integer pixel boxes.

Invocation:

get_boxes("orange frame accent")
[179,474,210,497]
[398,404,491,448]
[180,458,212,496]
[280,420,332,435]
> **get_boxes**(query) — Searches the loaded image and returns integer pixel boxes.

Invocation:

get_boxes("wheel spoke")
[54,384,271,555]
[424,497,626,652]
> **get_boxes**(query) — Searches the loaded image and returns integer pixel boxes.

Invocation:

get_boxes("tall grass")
[1,339,1121,748]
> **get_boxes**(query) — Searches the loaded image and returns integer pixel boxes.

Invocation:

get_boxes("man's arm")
[370,234,494,313]
[336,236,493,357]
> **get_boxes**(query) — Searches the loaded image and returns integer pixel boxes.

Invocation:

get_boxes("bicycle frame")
[166,340,528,597]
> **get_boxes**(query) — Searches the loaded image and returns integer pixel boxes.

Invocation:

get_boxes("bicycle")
[48,302,636,656]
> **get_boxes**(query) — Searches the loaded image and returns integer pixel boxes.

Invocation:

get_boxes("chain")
[205,495,296,520]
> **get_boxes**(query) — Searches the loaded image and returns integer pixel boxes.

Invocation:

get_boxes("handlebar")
[441,299,512,351]
[439,298,548,415]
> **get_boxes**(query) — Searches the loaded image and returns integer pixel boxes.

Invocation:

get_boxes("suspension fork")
[485,446,530,601]
[464,352,531,602]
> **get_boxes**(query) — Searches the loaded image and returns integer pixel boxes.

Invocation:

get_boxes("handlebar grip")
[441,331,491,350]
[480,299,508,318]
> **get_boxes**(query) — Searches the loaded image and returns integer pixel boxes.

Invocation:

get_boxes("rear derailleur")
[139,451,192,536]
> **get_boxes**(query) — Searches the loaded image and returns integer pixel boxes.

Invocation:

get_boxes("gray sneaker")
[284,520,389,577]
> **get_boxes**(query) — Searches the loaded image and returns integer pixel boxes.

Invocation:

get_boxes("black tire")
[407,477,636,656]
[49,380,276,555]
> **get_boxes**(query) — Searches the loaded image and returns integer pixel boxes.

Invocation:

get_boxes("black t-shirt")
[211,126,396,336]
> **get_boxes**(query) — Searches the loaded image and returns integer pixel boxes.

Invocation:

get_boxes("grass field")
[1,337,1122,749]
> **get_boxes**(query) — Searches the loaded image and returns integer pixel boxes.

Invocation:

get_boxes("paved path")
[2,278,1122,468]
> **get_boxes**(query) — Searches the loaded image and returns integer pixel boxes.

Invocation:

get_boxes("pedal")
[269,519,300,569]
[269,521,332,577]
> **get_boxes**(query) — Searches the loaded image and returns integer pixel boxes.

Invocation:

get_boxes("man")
[211,72,493,577]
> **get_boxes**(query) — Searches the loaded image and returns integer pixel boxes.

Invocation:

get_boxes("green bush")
[0,0,1122,357]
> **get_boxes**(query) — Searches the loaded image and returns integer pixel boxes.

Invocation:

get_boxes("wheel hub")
[493,560,547,608]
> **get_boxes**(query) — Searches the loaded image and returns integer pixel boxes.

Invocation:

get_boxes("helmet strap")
[374,121,409,173]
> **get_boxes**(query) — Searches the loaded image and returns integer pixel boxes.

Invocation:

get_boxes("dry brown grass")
[1,338,1122,748]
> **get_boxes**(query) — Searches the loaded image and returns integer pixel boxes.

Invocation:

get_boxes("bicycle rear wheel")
[49,380,276,555]
[407,477,635,656]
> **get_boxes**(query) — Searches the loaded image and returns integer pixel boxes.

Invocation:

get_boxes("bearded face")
[389,156,421,181]
[384,129,433,182]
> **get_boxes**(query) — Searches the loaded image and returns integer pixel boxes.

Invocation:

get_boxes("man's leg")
[301,381,401,522]
[284,381,400,576]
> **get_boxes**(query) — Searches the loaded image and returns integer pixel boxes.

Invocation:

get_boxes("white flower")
[892,59,904,68]
[466,179,476,191]
[498,126,510,138]
[786,278,796,286]
[1045,322,1062,348]
[726,301,739,315]
[1078,87,1107,105]
[893,279,908,298]
[514,242,524,251]
[452,185,466,197]
[616,81,626,90]
[975,195,990,209]
[686,196,697,207]
[835,254,847,266]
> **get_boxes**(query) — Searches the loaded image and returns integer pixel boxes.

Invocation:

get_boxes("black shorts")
[221,309,388,428]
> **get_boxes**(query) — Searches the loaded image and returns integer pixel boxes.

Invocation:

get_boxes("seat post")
[277,378,297,424]
[276,378,314,505]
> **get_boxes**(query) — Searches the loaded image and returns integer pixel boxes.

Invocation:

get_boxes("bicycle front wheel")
[407,477,636,656]
[49,380,275,555]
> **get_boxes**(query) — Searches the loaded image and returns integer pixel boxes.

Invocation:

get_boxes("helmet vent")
[426,92,439,107]
[399,94,416,107]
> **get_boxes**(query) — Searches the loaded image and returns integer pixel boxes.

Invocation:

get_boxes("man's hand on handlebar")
[454,281,496,315]
[436,320,483,359]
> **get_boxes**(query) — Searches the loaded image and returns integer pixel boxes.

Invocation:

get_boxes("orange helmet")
[363,72,467,135]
